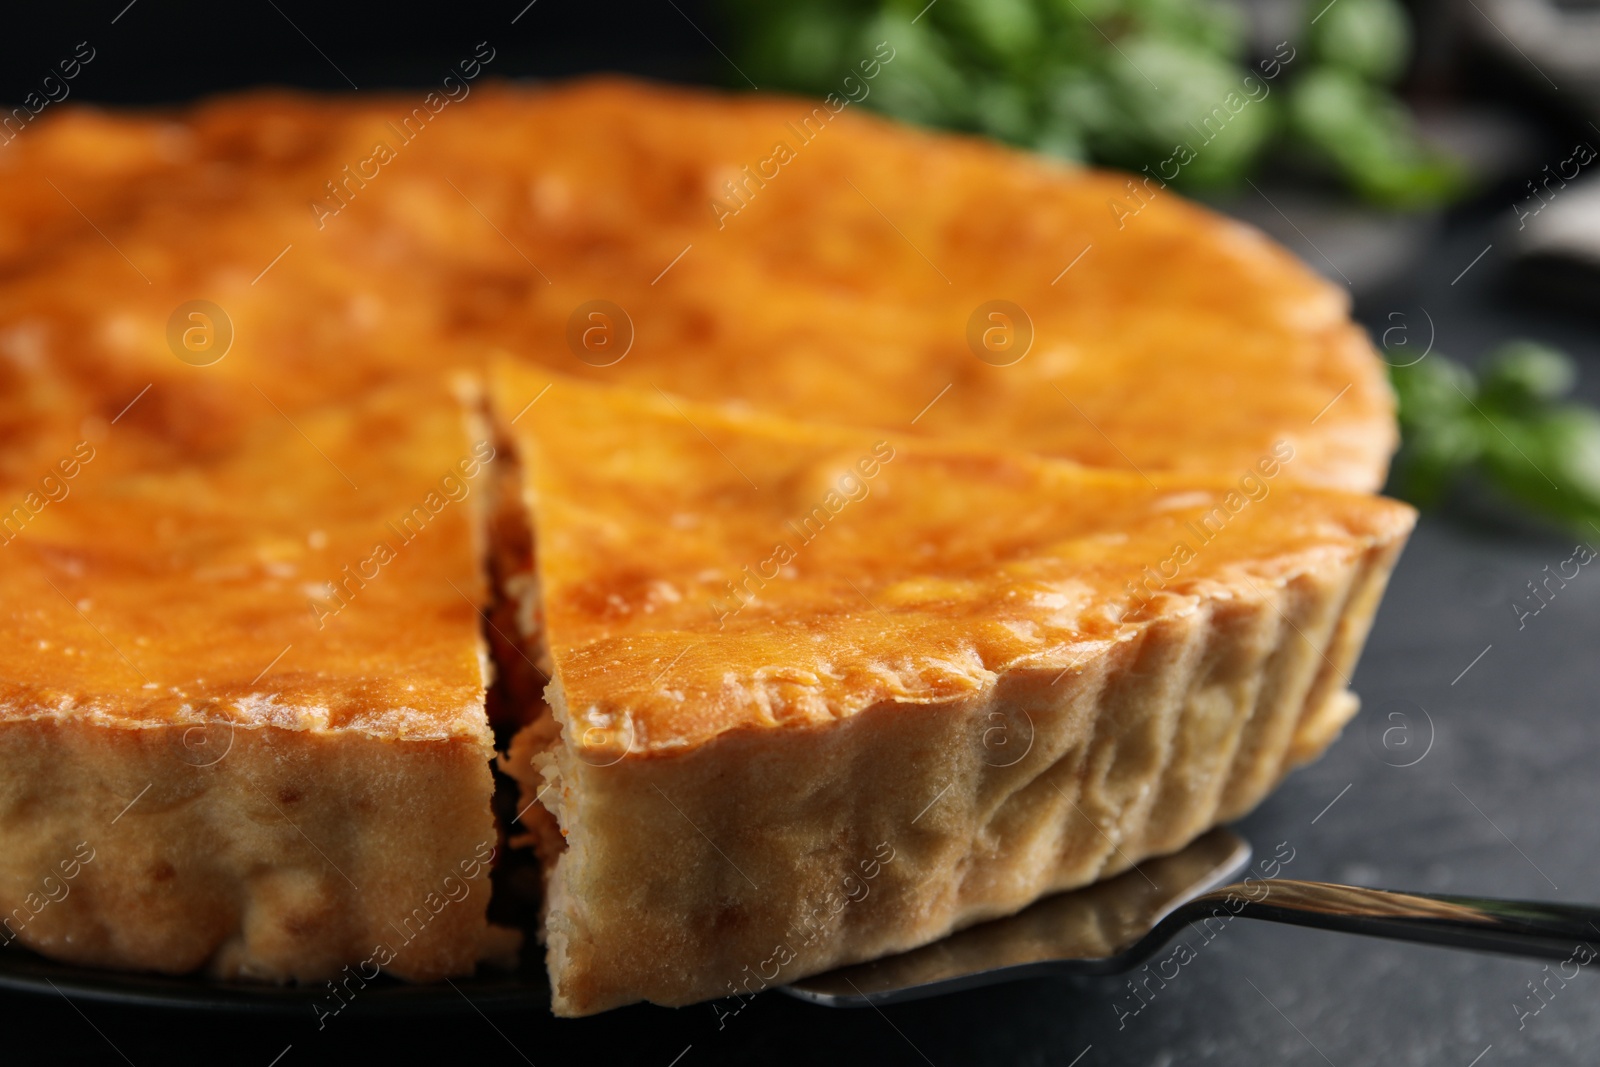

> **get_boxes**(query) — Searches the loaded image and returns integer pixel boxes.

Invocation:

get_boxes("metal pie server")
[785,828,1600,1007]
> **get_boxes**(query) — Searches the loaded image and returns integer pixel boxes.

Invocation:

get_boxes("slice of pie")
[0,375,516,982]
[490,363,1415,1017]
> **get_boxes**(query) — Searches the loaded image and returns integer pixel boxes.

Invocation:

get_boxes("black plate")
[0,944,551,1016]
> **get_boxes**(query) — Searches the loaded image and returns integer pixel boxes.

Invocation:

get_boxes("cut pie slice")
[490,363,1415,1017]
[0,375,516,983]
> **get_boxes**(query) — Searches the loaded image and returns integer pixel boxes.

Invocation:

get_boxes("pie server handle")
[1166,879,1600,964]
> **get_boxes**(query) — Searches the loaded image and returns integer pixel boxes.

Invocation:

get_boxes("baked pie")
[0,77,1408,1012]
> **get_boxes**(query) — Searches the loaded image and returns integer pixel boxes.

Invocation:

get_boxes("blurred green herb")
[1390,342,1600,533]
[724,0,1464,207]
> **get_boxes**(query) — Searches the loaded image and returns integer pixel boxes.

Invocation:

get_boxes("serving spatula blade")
[785,829,1251,1007]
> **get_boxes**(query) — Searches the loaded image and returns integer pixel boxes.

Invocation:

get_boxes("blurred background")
[7,2,1600,1065]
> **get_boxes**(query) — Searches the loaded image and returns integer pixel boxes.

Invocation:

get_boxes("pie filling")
[476,394,582,993]
[480,408,567,880]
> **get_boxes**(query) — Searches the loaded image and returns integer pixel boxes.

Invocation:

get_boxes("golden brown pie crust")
[0,77,1392,492]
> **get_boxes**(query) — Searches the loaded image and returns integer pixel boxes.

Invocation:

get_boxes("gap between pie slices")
[487,361,1415,1017]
